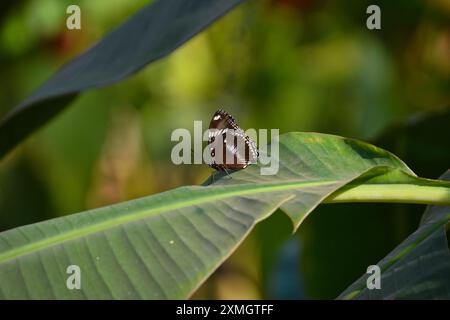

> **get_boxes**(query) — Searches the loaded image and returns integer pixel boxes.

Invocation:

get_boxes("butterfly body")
[207,109,258,171]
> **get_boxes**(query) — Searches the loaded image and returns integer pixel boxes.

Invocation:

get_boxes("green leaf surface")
[0,132,448,299]
[338,170,450,300]
[0,0,246,158]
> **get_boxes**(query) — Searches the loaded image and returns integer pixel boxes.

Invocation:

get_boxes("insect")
[207,109,258,174]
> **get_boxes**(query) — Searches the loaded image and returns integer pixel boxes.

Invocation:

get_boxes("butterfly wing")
[208,109,258,171]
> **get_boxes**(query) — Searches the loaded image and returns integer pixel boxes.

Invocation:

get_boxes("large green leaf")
[0,132,449,299]
[338,170,450,300]
[0,0,246,158]
[300,110,450,299]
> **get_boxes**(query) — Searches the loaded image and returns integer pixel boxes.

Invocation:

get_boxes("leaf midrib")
[0,179,340,264]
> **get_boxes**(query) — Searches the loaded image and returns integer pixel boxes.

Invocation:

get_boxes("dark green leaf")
[338,170,450,300]
[0,0,246,158]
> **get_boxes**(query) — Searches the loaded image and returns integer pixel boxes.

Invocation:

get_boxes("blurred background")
[0,0,449,299]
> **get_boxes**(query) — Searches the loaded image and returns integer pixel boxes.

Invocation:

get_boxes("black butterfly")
[207,109,258,172]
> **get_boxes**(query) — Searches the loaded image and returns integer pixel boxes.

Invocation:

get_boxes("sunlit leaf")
[0,132,448,299]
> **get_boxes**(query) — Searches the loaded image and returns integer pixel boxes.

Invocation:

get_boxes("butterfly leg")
[223,167,233,179]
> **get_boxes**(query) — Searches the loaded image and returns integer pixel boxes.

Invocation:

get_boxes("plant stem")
[325,184,450,205]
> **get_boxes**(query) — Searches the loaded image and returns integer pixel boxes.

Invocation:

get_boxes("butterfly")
[207,109,258,172]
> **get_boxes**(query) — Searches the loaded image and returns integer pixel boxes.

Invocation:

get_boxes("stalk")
[325,184,450,205]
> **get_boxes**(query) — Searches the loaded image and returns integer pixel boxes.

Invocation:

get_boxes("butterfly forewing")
[207,109,258,171]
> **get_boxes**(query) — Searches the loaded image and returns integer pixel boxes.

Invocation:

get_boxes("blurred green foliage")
[0,0,449,299]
